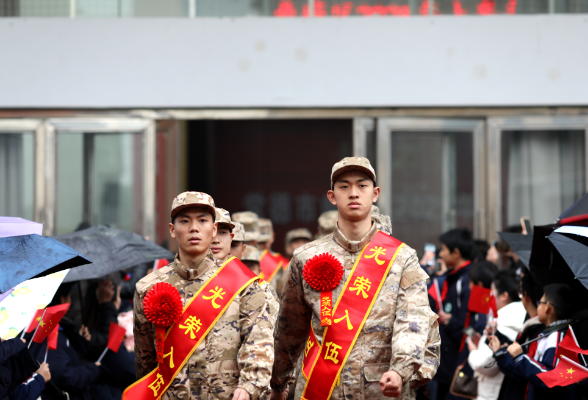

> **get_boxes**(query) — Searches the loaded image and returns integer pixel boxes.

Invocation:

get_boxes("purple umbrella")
[0,217,43,238]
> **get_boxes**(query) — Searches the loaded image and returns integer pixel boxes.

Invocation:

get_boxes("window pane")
[501,130,586,228]
[390,131,474,249]
[56,132,143,235]
[0,133,34,220]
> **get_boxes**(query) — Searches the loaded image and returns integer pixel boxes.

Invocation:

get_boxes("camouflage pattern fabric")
[171,192,216,219]
[285,228,313,245]
[371,205,392,236]
[258,219,273,243]
[270,218,438,400]
[331,157,376,188]
[232,212,260,242]
[232,222,245,242]
[134,253,279,399]
[215,207,235,229]
[317,210,338,238]
[242,246,261,262]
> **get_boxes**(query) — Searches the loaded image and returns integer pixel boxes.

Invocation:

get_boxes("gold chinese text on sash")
[301,231,404,400]
[122,257,258,400]
[259,250,283,283]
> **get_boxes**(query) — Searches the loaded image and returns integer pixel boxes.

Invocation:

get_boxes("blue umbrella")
[0,234,91,293]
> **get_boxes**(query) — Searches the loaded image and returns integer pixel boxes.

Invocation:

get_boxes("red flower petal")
[143,282,183,327]
[303,253,344,292]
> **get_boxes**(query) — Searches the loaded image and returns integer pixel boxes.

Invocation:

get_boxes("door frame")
[374,117,486,239]
[43,118,156,239]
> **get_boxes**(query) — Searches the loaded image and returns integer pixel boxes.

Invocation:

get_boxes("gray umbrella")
[55,225,174,282]
[497,231,533,268]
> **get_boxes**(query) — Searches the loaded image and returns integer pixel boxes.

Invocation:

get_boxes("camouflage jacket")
[134,253,279,399]
[270,219,438,400]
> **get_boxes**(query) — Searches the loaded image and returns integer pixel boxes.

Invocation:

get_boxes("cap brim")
[217,222,236,230]
[171,204,216,220]
[332,165,376,186]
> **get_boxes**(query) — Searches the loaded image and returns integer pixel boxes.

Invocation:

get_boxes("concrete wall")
[1,15,588,108]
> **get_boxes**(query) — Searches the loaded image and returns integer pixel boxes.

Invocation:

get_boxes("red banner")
[259,251,282,283]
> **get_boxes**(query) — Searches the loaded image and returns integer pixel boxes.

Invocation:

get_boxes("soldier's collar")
[333,220,377,253]
[173,251,216,280]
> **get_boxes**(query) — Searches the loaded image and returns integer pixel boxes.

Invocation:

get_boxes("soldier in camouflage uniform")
[210,207,235,262]
[241,245,262,275]
[270,158,439,400]
[258,219,275,252]
[231,222,246,260]
[317,210,338,238]
[134,192,279,400]
[284,228,313,258]
[232,212,260,247]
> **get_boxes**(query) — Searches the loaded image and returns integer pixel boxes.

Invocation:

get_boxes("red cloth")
[32,304,69,343]
[538,355,588,388]
[47,324,59,350]
[428,279,443,311]
[489,293,498,318]
[107,322,127,352]
[153,258,168,271]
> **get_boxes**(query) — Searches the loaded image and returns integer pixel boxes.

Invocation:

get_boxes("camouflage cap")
[241,245,261,262]
[171,191,215,219]
[331,157,376,188]
[285,228,313,245]
[258,218,273,242]
[318,210,338,237]
[232,221,245,242]
[215,207,235,230]
[231,211,260,242]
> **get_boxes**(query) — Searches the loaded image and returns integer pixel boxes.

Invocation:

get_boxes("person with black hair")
[466,269,526,400]
[474,239,491,263]
[432,228,477,400]
[27,282,101,400]
[492,271,545,400]
[492,283,577,400]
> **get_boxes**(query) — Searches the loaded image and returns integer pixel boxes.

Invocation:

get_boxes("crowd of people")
[425,227,588,400]
[1,156,587,400]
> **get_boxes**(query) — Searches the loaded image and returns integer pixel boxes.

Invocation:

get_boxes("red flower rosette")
[143,282,183,363]
[303,253,344,327]
[303,253,344,292]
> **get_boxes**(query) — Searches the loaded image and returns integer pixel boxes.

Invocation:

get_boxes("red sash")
[259,250,283,282]
[122,257,258,400]
[301,231,404,400]
[274,253,290,270]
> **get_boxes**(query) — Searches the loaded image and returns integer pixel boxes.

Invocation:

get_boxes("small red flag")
[26,309,45,333]
[32,303,69,344]
[106,322,126,352]
[468,285,492,314]
[47,324,59,350]
[556,326,588,362]
[537,355,588,388]
[275,253,290,270]
[489,293,498,318]
[153,259,168,272]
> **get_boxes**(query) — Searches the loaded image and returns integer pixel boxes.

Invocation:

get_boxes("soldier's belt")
[259,250,282,282]
[122,257,258,400]
[301,231,404,400]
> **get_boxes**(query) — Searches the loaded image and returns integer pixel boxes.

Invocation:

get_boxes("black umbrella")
[558,192,588,226]
[497,231,533,268]
[54,225,174,282]
[547,227,588,292]
[528,225,588,302]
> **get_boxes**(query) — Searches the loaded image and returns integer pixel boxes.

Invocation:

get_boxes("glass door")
[0,119,42,222]
[374,118,485,249]
[43,118,155,239]
[488,116,588,241]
